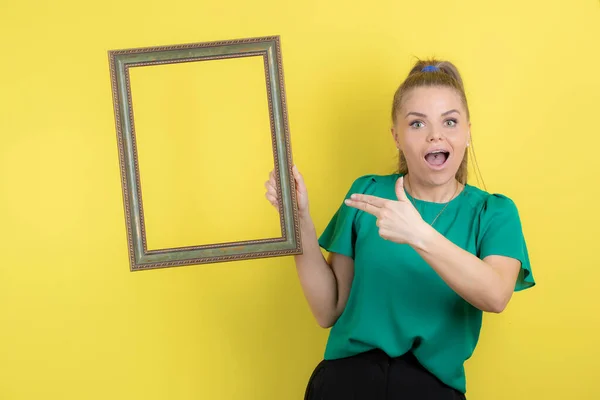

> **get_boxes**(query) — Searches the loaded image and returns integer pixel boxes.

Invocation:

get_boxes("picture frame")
[108,35,302,271]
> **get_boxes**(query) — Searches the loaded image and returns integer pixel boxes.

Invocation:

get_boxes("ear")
[467,123,472,147]
[391,127,401,150]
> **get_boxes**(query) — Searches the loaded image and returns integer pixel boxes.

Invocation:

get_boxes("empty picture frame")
[108,35,302,271]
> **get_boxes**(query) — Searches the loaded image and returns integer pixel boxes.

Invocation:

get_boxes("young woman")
[265,59,535,399]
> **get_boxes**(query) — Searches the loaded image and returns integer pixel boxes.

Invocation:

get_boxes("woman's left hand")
[344,176,427,246]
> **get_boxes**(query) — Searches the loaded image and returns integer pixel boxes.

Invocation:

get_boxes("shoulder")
[461,185,523,235]
[462,185,519,215]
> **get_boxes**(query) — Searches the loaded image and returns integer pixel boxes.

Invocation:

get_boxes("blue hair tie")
[421,65,440,72]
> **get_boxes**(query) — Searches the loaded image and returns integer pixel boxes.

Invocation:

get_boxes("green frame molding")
[108,36,302,271]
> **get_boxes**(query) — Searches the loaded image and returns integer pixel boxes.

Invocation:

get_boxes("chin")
[426,169,461,187]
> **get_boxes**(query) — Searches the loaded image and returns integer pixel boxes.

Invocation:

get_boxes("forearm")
[412,224,513,313]
[294,215,340,327]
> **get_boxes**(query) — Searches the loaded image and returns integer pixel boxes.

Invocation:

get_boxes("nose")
[426,129,444,142]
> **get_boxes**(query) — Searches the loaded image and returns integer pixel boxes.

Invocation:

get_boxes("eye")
[410,120,425,129]
[444,119,458,127]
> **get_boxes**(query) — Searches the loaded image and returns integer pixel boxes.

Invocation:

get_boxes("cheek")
[453,146,467,162]
[401,138,420,159]
[400,131,420,148]
[449,137,468,163]
[449,133,469,149]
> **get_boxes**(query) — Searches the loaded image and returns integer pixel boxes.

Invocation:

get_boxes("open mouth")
[424,150,450,167]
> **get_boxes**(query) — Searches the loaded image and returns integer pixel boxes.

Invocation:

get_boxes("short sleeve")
[318,175,376,259]
[478,194,535,291]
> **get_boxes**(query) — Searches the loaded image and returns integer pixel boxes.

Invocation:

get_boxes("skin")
[264,86,522,328]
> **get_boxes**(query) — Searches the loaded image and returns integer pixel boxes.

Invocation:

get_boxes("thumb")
[395,176,408,201]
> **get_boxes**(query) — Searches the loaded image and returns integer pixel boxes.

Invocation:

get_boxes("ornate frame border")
[108,35,301,271]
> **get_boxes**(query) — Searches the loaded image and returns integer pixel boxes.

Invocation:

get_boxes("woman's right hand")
[265,165,310,219]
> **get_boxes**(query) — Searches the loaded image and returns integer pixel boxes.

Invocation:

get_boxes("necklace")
[405,175,460,226]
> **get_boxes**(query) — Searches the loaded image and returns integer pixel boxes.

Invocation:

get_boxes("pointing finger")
[348,194,388,208]
[344,197,381,218]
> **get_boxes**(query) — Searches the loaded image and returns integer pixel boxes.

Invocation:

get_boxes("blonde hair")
[392,59,471,184]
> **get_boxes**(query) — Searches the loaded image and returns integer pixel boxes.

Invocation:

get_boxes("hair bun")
[409,59,465,91]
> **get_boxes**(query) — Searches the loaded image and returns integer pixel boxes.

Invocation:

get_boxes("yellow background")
[1,0,598,399]
[129,55,282,249]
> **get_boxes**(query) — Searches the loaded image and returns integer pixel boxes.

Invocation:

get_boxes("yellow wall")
[1,0,599,399]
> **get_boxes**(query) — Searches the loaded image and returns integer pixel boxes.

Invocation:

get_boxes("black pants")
[304,349,466,400]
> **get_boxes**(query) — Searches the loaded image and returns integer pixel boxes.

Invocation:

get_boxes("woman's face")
[392,86,470,187]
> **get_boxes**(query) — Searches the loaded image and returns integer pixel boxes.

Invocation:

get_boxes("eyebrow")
[405,109,461,118]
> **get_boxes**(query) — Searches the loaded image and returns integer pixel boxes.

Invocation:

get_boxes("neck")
[405,173,461,203]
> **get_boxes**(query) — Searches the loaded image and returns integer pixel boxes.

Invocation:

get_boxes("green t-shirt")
[318,173,535,394]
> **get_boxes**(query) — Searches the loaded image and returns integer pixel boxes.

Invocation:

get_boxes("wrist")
[299,211,315,232]
[410,220,437,252]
